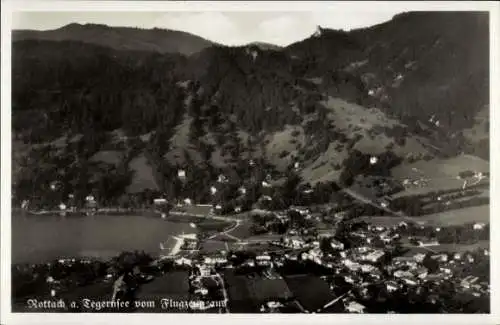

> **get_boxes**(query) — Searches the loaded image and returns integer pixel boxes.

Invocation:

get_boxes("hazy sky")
[12,11,404,46]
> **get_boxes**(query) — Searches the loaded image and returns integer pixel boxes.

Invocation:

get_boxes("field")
[283,274,336,312]
[391,154,490,197]
[402,240,489,256]
[126,152,160,193]
[224,270,293,313]
[135,271,191,312]
[355,204,489,227]
[196,219,235,232]
[224,221,254,239]
[198,240,230,254]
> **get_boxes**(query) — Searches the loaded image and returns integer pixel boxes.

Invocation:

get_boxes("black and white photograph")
[1,1,499,323]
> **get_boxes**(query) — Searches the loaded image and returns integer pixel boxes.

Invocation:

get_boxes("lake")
[11,214,192,264]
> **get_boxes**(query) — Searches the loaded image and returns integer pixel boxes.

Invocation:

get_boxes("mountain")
[287,12,489,132]
[11,12,490,208]
[12,23,215,55]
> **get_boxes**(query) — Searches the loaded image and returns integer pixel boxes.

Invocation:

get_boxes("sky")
[12,10,404,46]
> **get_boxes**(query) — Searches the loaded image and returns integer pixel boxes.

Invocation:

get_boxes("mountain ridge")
[12,22,216,56]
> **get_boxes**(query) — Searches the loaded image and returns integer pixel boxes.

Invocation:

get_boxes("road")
[206,220,242,241]
[342,188,416,223]
[166,210,235,222]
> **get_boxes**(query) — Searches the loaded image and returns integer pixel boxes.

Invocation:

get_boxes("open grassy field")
[126,152,159,193]
[355,204,489,227]
[225,221,254,239]
[402,240,489,256]
[391,154,490,197]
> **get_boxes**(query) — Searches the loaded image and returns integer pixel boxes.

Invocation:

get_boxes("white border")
[1,1,499,325]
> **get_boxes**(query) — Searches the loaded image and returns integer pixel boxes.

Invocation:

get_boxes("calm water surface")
[12,214,191,264]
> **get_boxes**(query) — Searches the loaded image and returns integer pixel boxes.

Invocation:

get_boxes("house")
[290,206,310,215]
[360,264,377,273]
[204,256,228,265]
[398,221,408,228]
[439,267,452,275]
[197,265,211,277]
[344,275,356,284]
[177,169,186,179]
[175,257,192,266]
[317,229,336,239]
[414,267,428,279]
[363,250,385,263]
[334,211,349,219]
[418,240,439,247]
[21,199,29,210]
[256,254,272,265]
[262,181,272,188]
[343,259,361,271]
[431,254,448,262]
[473,223,486,230]
[344,300,365,313]
[402,278,418,286]
[413,253,427,263]
[194,288,209,296]
[394,270,414,278]
[217,174,228,183]
[386,281,399,292]
[284,236,306,249]
[153,198,168,206]
[330,239,345,250]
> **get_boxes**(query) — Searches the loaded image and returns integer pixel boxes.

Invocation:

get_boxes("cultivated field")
[355,204,489,227]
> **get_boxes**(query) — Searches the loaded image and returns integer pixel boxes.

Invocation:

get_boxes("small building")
[402,278,418,286]
[204,256,228,265]
[317,229,336,239]
[431,254,448,262]
[473,223,486,230]
[344,300,365,313]
[177,169,186,179]
[175,257,192,266]
[153,198,168,206]
[360,264,377,273]
[217,174,228,183]
[413,253,427,263]
[330,239,345,250]
[386,281,399,292]
[363,250,385,263]
[261,181,272,188]
[256,254,272,266]
[418,240,439,247]
[394,270,414,278]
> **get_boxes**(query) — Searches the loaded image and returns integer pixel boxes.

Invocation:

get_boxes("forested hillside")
[11,12,489,208]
